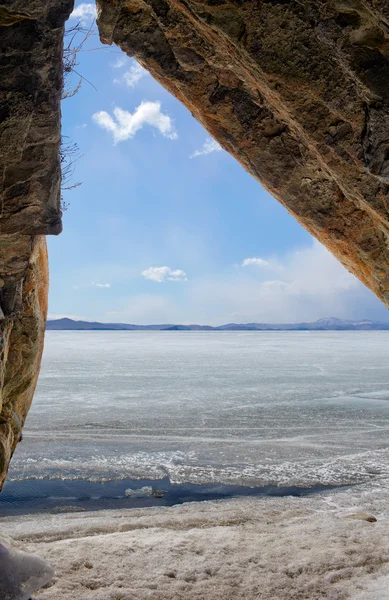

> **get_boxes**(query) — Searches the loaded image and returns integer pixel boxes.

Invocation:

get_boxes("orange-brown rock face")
[0,237,48,490]
[97,0,389,306]
[0,0,73,489]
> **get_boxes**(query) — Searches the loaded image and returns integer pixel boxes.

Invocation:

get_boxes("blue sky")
[51,2,389,324]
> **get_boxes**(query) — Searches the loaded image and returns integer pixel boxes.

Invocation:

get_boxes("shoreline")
[2,479,389,599]
[0,476,344,517]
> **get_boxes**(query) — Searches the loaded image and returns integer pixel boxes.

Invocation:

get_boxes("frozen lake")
[4,331,389,498]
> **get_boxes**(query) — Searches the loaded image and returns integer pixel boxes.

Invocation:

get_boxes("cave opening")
[2,2,389,597]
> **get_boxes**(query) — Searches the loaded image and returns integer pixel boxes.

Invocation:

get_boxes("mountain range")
[46,317,389,331]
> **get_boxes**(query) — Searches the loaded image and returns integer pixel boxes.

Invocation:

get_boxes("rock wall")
[97,0,389,307]
[0,236,48,490]
[0,0,73,489]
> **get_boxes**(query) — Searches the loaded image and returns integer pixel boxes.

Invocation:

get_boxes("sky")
[51,2,389,325]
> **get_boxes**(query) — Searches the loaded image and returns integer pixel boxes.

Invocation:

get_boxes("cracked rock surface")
[0,0,73,490]
[97,0,389,306]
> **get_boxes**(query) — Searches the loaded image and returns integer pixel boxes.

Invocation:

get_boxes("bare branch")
[60,137,83,213]
[62,20,96,99]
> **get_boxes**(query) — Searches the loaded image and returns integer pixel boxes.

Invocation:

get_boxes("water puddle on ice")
[0,477,344,517]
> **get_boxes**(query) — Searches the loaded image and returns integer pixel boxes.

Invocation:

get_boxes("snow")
[1,481,389,599]
[0,537,54,600]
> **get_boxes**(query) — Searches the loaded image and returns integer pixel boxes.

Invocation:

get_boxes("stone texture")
[0,0,74,235]
[0,0,73,489]
[345,512,378,522]
[97,0,389,306]
[0,236,48,490]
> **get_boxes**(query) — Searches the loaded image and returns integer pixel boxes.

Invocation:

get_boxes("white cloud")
[141,266,187,283]
[187,242,364,324]
[242,257,269,267]
[74,282,111,290]
[92,102,178,144]
[114,60,149,88]
[190,137,222,158]
[112,56,128,69]
[67,242,388,325]
[69,3,96,25]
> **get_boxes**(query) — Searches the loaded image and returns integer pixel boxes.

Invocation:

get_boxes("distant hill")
[46,317,389,331]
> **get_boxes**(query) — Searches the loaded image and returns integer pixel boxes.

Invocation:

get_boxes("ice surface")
[0,537,54,600]
[1,481,389,599]
[7,331,389,491]
[3,332,389,597]
[125,486,153,497]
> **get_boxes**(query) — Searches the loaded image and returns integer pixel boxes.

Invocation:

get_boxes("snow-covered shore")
[2,480,389,600]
